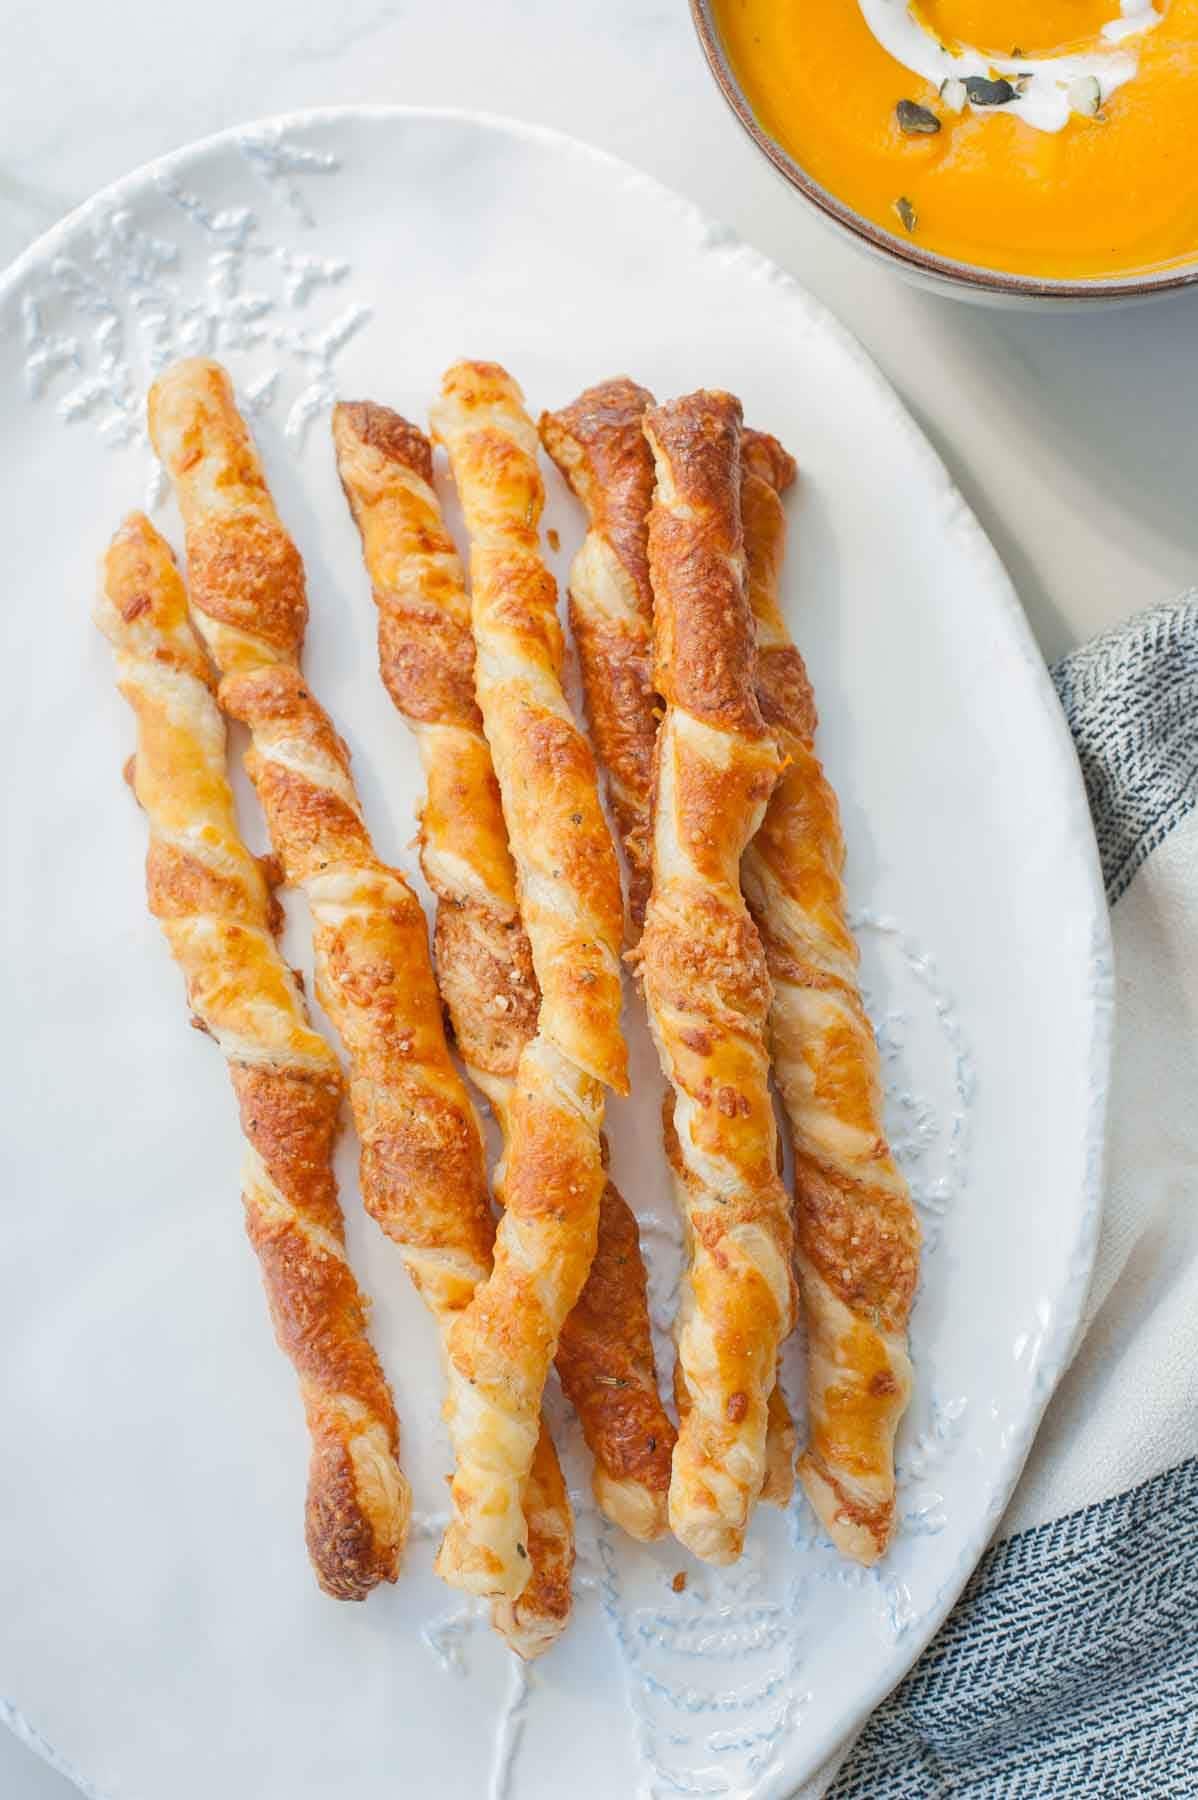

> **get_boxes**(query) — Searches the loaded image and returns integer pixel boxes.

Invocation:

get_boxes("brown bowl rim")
[690,0,1198,302]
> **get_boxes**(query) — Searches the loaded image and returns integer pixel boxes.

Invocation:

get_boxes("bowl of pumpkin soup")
[693,0,1198,300]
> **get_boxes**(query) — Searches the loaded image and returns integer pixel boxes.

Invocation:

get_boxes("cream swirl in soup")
[858,0,1164,130]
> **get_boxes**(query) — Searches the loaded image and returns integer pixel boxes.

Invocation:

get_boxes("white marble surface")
[0,3,1192,1795]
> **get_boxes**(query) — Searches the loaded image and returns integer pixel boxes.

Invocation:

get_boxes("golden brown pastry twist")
[429,361,628,1600]
[637,391,797,1564]
[147,358,571,1655]
[95,512,408,1601]
[539,379,659,930]
[333,399,674,1542]
[740,430,919,1564]
[542,380,797,1512]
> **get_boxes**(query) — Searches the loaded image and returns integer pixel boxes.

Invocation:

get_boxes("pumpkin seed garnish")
[939,76,968,113]
[1067,74,1104,118]
[963,75,1017,105]
[894,195,918,233]
[896,98,941,135]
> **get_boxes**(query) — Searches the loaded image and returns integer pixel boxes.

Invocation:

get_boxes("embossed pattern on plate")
[0,108,1111,1800]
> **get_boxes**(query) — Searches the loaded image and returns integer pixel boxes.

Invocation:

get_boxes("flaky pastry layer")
[740,429,919,1564]
[539,379,659,930]
[543,379,798,1509]
[637,391,797,1564]
[334,399,673,1542]
[148,358,572,1654]
[429,361,628,1598]
[96,511,407,1600]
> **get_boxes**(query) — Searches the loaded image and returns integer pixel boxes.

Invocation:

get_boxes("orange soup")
[712,0,1198,279]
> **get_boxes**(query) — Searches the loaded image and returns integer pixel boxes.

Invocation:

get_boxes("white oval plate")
[0,107,1111,1800]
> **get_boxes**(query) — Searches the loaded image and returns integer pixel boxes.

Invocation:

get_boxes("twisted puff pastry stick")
[538,380,659,931]
[147,359,571,1655]
[95,512,407,1600]
[430,362,628,1600]
[541,380,796,1510]
[740,430,919,1564]
[636,391,797,1564]
[332,400,674,1542]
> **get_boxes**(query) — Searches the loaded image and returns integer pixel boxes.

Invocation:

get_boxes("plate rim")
[0,101,1115,1799]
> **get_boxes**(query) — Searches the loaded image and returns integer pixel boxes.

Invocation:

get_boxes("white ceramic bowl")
[691,0,1198,308]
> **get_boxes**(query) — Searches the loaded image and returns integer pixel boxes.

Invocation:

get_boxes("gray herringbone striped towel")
[814,594,1198,1799]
